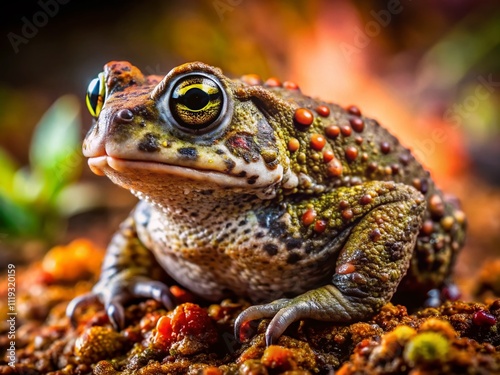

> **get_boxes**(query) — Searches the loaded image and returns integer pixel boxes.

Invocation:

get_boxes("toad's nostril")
[116,109,134,122]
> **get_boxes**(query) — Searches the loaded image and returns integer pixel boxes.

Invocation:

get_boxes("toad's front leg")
[235,181,426,345]
[66,203,175,329]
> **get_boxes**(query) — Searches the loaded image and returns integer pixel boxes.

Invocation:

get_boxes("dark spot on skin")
[351,249,368,263]
[287,252,302,264]
[254,205,288,238]
[263,243,279,256]
[216,149,225,155]
[256,232,265,238]
[305,243,315,253]
[133,105,146,114]
[130,104,157,122]
[238,219,248,226]
[399,153,411,166]
[224,158,236,172]
[225,223,232,228]
[237,171,247,177]
[200,189,214,195]
[285,238,302,250]
[177,147,198,160]
[138,133,160,152]
[247,175,259,185]
[385,241,404,262]
[420,178,429,194]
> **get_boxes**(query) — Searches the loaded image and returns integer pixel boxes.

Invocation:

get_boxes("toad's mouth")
[88,155,277,188]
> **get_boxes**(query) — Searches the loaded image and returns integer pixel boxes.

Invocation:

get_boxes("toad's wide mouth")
[88,156,271,188]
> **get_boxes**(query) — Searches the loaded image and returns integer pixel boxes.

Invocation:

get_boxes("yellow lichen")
[74,326,124,364]
[386,325,417,345]
[418,318,457,339]
[403,331,450,366]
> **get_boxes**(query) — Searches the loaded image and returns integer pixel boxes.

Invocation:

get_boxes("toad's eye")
[168,74,226,133]
[86,73,106,118]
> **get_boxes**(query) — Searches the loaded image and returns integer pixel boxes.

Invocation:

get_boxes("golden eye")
[169,75,225,132]
[86,72,106,118]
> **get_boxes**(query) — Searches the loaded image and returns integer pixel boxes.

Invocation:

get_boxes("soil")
[0,238,499,374]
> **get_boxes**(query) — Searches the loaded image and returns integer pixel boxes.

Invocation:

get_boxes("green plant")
[0,95,89,243]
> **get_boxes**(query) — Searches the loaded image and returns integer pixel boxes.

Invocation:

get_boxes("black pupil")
[182,88,209,110]
[88,80,100,110]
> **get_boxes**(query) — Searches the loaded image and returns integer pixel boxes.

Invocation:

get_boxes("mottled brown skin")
[67,61,466,345]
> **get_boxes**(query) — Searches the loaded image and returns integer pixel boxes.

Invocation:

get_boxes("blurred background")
[0,0,499,297]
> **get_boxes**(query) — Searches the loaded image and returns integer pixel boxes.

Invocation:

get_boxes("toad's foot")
[66,274,175,330]
[67,212,176,329]
[235,286,379,346]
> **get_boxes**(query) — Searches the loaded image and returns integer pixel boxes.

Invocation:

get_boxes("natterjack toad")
[67,61,466,345]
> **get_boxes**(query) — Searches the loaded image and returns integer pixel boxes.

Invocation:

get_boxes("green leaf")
[0,193,39,237]
[29,95,82,201]
[0,147,19,198]
[12,166,44,204]
[55,182,102,217]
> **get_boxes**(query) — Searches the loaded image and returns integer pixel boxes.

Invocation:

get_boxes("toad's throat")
[87,155,278,188]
